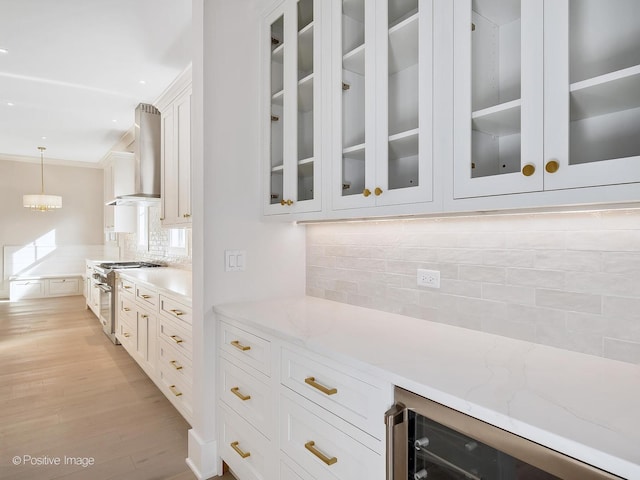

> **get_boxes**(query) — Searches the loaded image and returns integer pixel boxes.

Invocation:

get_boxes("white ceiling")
[0,0,192,166]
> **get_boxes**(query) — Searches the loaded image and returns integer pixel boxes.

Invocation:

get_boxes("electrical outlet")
[417,269,440,288]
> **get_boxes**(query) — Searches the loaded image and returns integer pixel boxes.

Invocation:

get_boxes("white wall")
[0,159,104,297]
[189,0,306,476]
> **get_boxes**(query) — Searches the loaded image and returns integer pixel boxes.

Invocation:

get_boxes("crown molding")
[0,153,103,169]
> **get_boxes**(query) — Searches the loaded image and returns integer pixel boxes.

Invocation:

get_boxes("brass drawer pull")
[231,340,250,351]
[230,441,250,459]
[140,294,151,299]
[305,376,337,396]
[141,314,148,319]
[123,332,131,338]
[305,441,337,466]
[169,385,182,397]
[170,360,183,370]
[123,307,130,312]
[230,387,251,401]
[170,335,184,344]
[123,285,132,289]
[170,309,184,316]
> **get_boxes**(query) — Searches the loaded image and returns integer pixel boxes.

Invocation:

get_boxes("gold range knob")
[522,164,535,177]
[545,160,560,174]
[363,188,372,197]
[374,187,383,196]
[280,199,293,206]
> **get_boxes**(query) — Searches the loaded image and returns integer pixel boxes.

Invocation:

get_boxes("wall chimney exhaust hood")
[107,103,161,206]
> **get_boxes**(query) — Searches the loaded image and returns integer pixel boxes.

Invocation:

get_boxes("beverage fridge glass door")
[386,387,622,480]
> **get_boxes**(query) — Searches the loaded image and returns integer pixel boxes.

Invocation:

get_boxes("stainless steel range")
[92,261,163,343]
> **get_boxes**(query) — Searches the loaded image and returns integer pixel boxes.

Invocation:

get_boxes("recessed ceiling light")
[7,102,14,106]
[41,136,47,140]
[112,119,118,123]
[139,80,146,85]
[0,48,8,54]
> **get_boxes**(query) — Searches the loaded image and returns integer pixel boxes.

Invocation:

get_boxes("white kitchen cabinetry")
[263,0,322,216]
[103,151,136,232]
[116,274,193,424]
[157,67,192,227]
[216,316,390,480]
[453,0,640,200]
[332,0,434,212]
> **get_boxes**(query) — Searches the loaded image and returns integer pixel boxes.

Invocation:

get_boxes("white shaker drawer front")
[158,336,193,387]
[158,361,193,421]
[220,356,272,438]
[281,347,388,439]
[48,278,79,295]
[220,321,271,377]
[281,459,313,480]
[117,315,137,353]
[120,278,135,297]
[120,296,136,321]
[279,392,381,480]
[219,402,271,480]
[136,284,159,309]
[160,295,192,325]
[158,315,193,357]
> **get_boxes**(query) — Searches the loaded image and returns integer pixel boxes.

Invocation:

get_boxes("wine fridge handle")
[385,402,407,480]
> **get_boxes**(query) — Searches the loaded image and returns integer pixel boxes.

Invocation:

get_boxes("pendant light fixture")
[23,146,62,211]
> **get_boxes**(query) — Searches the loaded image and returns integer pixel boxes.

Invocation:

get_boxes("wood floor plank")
[0,296,202,480]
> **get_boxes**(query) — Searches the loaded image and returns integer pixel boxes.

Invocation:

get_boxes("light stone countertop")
[117,267,192,304]
[214,295,640,480]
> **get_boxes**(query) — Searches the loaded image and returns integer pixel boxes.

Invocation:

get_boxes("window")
[137,206,149,250]
[168,228,189,256]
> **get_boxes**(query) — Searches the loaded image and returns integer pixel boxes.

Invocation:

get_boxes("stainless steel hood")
[107,103,161,206]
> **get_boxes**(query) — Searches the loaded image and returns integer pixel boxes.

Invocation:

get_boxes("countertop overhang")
[116,267,192,304]
[214,295,640,479]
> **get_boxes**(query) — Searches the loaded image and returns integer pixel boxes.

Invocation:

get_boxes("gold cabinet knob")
[374,187,383,196]
[363,188,372,197]
[522,164,536,177]
[159,217,165,221]
[279,199,293,206]
[183,213,191,218]
[545,160,560,174]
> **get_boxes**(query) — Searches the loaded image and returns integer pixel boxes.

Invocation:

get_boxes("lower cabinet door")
[279,390,383,480]
[219,401,273,480]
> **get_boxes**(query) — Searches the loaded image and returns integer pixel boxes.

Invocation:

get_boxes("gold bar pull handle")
[170,335,184,344]
[231,340,250,351]
[140,294,151,299]
[123,332,131,338]
[304,377,337,396]
[170,360,183,370]
[230,441,251,459]
[170,309,184,316]
[231,387,251,401]
[169,385,182,397]
[123,307,130,312]
[123,285,132,289]
[304,441,337,466]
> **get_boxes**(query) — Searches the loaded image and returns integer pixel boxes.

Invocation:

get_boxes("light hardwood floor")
[0,296,233,480]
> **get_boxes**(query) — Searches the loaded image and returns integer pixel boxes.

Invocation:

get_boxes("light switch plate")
[225,250,246,272]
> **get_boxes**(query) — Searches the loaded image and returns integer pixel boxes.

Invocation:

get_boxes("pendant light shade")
[23,147,62,211]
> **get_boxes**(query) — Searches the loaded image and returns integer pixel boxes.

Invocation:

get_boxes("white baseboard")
[187,429,220,479]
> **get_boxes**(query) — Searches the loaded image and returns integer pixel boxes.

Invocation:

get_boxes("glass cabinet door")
[453,0,543,199]
[544,0,640,190]
[264,0,321,215]
[333,0,433,210]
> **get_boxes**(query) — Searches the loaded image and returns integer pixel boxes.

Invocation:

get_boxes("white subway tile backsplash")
[306,209,640,364]
[536,289,602,314]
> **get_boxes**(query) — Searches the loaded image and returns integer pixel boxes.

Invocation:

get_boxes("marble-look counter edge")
[213,296,640,480]
[117,268,192,305]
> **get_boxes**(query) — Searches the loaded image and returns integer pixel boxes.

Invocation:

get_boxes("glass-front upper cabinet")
[332,0,433,210]
[453,0,543,199]
[544,0,640,190]
[264,0,322,215]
